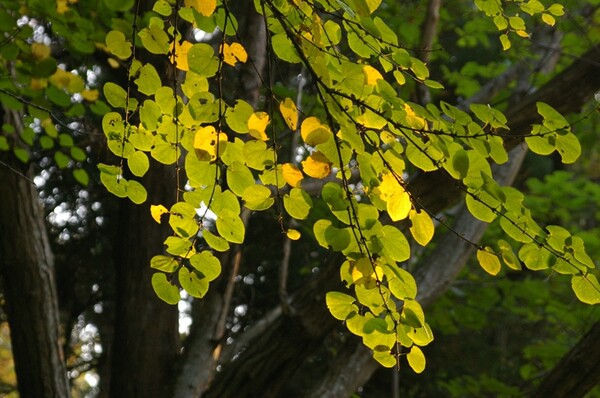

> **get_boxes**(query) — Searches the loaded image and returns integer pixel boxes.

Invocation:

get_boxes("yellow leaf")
[403,103,427,130]
[363,65,383,85]
[407,346,426,374]
[248,112,270,141]
[477,247,501,275]
[221,42,248,66]
[170,40,193,71]
[193,126,228,161]
[185,0,216,16]
[50,68,72,90]
[301,116,331,146]
[409,209,434,246]
[282,162,304,187]
[31,43,51,60]
[81,89,99,102]
[108,58,120,68]
[541,13,555,26]
[30,78,48,90]
[351,258,384,288]
[151,204,169,223]
[378,172,411,221]
[287,229,301,240]
[56,0,69,14]
[515,30,530,38]
[279,98,298,130]
[301,151,332,179]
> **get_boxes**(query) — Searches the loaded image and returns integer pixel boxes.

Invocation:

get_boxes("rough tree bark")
[108,162,181,398]
[529,320,600,398]
[0,112,71,398]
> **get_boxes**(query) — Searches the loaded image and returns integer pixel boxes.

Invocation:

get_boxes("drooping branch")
[408,43,600,214]
[202,44,600,397]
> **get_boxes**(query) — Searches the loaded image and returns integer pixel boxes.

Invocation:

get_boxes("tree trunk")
[0,156,71,398]
[108,162,180,398]
[530,320,600,398]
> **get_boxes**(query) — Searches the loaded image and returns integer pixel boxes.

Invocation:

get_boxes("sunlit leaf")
[571,274,600,305]
[221,42,248,66]
[170,40,194,71]
[409,209,434,246]
[279,98,298,131]
[242,184,274,211]
[301,117,331,146]
[189,250,221,281]
[179,267,209,298]
[105,30,131,60]
[151,273,180,304]
[282,163,304,187]
[150,204,169,223]
[248,111,270,141]
[287,229,301,240]
[216,208,245,244]
[301,151,332,179]
[407,346,426,373]
[202,229,230,252]
[284,188,312,220]
[185,0,217,16]
[477,247,501,275]
[325,291,357,320]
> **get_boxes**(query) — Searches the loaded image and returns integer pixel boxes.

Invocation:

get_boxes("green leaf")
[202,229,230,252]
[407,346,426,373]
[376,225,410,262]
[373,351,396,368]
[409,209,434,246]
[187,43,219,77]
[225,100,254,133]
[384,264,417,300]
[465,193,495,223]
[477,247,501,275]
[325,291,357,320]
[169,202,198,238]
[271,34,301,63]
[105,30,132,59]
[153,0,172,16]
[216,208,245,244]
[135,64,162,96]
[519,243,554,271]
[498,239,521,270]
[151,273,180,304]
[313,219,351,252]
[103,82,128,109]
[284,188,312,220]
[189,250,221,281]
[151,255,179,272]
[72,169,89,186]
[103,0,134,11]
[54,151,70,168]
[537,102,569,129]
[128,151,150,177]
[138,25,170,55]
[242,184,274,211]
[555,132,581,164]
[227,161,255,197]
[164,236,192,256]
[571,274,600,305]
[499,34,511,51]
[127,180,147,204]
[179,267,209,298]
